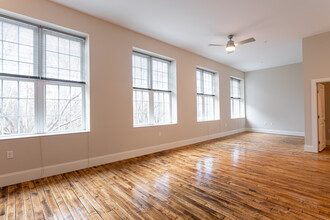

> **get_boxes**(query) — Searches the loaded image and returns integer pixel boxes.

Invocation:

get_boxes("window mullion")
[202,95,205,121]
[149,58,154,124]
[36,80,45,134]
[36,27,45,134]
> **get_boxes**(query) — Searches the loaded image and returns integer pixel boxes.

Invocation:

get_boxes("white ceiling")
[52,0,330,72]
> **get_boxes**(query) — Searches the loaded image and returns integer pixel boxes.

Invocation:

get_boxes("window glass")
[132,53,173,126]
[197,69,216,121]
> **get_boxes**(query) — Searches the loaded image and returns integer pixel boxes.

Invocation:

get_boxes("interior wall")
[323,82,330,144]
[303,30,330,147]
[245,63,304,135]
[0,0,245,182]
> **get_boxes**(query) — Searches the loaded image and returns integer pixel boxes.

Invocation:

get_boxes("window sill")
[0,130,91,141]
[231,117,245,119]
[133,122,177,128]
[197,119,220,122]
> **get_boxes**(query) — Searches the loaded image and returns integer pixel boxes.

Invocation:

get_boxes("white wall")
[245,63,305,136]
[0,0,245,187]
[303,31,330,149]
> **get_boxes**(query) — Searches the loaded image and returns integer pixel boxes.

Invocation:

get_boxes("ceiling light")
[226,40,236,52]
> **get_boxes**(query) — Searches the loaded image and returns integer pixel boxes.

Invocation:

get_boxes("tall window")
[0,15,87,137]
[230,77,244,118]
[132,52,174,126]
[196,68,219,121]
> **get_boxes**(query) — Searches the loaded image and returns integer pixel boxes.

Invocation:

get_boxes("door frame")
[311,78,330,153]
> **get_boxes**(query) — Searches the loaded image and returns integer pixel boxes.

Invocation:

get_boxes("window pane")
[231,78,241,98]
[133,89,149,125]
[154,91,171,124]
[204,96,214,121]
[3,22,18,43]
[197,69,216,121]
[0,79,35,136]
[132,53,172,126]
[203,72,213,95]
[196,70,202,94]
[19,116,34,134]
[230,78,243,118]
[132,54,149,89]
[0,18,36,76]
[3,116,18,135]
[46,84,83,132]
[197,95,203,121]
[152,59,169,91]
[231,99,240,118]
[45,31,84,81]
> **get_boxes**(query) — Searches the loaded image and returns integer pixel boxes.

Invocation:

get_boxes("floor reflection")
[232,146,240,165]
[196,156,214,185]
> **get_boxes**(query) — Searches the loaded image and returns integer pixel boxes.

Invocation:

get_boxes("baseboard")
[304,145,318,153]
[0,168,42,187]
[89,128,246,167]
[43,159,89,178]
[0,128,245,187]
[246,128,305,137]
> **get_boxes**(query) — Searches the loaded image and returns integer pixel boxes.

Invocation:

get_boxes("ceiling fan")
[208,35,256,54]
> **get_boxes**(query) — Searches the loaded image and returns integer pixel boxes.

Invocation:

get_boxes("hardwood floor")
[0,132,329,220]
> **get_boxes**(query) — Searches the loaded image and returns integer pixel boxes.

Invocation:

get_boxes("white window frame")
[132,50,176,127]
[0,12,89,139]
[196,67,220,122]
[230,77,245,119]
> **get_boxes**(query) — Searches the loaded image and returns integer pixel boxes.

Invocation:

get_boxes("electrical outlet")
[270,122,273,126]
[7,151,14,159]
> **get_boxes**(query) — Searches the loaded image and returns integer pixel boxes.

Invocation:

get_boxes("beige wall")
[0,0,245,180]
[245,63,304,135]
[303,31,330,146]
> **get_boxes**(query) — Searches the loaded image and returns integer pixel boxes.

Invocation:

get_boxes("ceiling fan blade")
[235,37,256,46]
[208,44,225,47]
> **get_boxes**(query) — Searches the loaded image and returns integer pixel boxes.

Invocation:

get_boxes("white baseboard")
[0,168,42,188]
[304,145,318,153]
[0,128,245,187]
[246,128,305,137]
[43,159,89,178]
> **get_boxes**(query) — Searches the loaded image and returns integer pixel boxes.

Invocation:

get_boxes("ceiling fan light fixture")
[226,40,235,52]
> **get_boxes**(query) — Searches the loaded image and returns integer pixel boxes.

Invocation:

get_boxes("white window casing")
[196,68,220,122]
[132,51,177,127]
[0,13,89,139]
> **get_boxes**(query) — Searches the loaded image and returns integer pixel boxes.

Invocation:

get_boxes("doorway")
[311,78,330,153]
[317,83,326,151]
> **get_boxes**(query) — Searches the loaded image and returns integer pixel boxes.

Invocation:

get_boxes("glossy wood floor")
[1,132,330,220]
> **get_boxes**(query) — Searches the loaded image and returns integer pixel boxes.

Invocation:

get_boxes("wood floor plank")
[6,185,16,220]
[42,178,73,220]
[1,132,330,219]
[15,184,24,220]
[0,187,7,220]
[21,182,34,220]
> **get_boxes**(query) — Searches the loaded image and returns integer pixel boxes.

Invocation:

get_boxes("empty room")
[0,0,329,219]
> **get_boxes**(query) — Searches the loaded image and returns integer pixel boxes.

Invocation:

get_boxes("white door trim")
[311,78,330,153]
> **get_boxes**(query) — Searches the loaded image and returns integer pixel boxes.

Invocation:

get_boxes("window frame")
[230,77,245,119]
[0,13,89,139]
[132,51,175,127]
[196,68,219,122]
